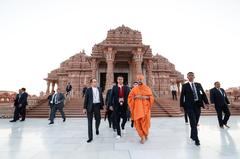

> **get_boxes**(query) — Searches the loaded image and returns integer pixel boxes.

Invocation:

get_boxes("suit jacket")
[47,94,53,106]
[66,84,72,92]
[14,94,20,107]
[105,89,112,107]
[110,85,130,111]
[180,82,209,109]
[84,87,104,112]
[53,93,65,107]
[210,87,230,107]
[18,92,28,107]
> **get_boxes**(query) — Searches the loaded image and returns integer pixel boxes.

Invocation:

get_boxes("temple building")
[44,25,184,97]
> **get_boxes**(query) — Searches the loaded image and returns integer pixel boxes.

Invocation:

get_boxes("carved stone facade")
[45,25,184,97]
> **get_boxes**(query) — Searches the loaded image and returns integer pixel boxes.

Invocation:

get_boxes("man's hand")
[142,96,150,100]
[134,95,142,99]
[109,106,114,111]
[205,104,210,110]
[83,109,86,114]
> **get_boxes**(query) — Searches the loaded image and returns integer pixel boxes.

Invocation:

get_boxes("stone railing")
[0,96,48,118]
[0,103,14,118]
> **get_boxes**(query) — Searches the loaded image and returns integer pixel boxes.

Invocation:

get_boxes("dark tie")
[191,83,198,101]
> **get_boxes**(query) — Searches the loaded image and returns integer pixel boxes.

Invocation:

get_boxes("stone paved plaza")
[0,116,240,159]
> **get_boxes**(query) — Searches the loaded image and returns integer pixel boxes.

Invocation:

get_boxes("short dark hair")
[90,78,97,83]
[214,81,220,85]
[117,76,124,79]
[187,72,194,75]
[21,88,26,91]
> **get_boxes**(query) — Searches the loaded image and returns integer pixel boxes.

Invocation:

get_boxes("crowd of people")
[9,72,232,146]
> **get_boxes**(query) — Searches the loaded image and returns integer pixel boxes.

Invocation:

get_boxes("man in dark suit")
[10,89,22,122]
[18,88,28,121]
[210,81,231,128]
[180,72,209,146]
[104,87,114,129]
[47,90,55,120]
[82,86,87,98]
[83,78,104,143]
[110,76,130,139]
[49,88,66,124]
[66,82,72,97]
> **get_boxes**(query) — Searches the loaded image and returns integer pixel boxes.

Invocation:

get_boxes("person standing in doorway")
[170,82,178,100]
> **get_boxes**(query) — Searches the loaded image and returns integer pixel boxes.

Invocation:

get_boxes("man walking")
[83,78,104,143]
[180,72,209,146]
[210,81,231,128]
[49,88,66,124]
[110,76,130,139]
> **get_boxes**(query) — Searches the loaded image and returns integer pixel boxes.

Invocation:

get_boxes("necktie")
[218,89,223,96]
[191,83,199,101]
[55,94,58,104]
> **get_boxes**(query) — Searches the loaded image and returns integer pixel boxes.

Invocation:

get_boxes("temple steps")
[26,97,240,118]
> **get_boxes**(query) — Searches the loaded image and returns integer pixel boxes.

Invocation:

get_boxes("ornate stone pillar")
[51,82,56,92]
[104,47,115,91]
[177,81,181,96]
[132,48,143,80]
[91,58,97,79]
[46,81,50,94]
[146,59,153,88]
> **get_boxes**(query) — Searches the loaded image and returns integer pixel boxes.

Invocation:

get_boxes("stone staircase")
[27,96,180,118]
[27,98,85,118]
[26,96,240,118]
[155,96,240,116]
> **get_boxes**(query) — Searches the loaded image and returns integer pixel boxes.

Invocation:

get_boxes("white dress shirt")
[170,84,177,91]
[92,87,100,104]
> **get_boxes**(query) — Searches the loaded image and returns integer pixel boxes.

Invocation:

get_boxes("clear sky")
[0,0,240,95]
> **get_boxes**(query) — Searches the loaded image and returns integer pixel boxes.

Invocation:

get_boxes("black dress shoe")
[96,130,99,135]
[220,125,224,129]
[49,122,54,125]
[87,139,93,143]
[9,120,17,122]
[195,141,200,146]
[224,124,230,128]
[20,119,25,122]
[63,118,66,122]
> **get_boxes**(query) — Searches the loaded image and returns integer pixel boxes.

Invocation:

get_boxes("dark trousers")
[215,105,231,127]
[87,104,101,140]
[50,104,65,122]
[113,106,127,136]
[13,106,26,121]
[172,90,177,100]
[183,107,188,123]
[108,110,114,129]
[186,105,201,142]
[49,105,54,119]
[104,110,114,128]
[13,106,21,121]
[20,106,26,120]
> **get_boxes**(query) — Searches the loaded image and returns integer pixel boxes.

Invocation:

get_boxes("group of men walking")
[10,88,28,122]
[83,75,154,144]
[9,72,232,146]
[180,72,231,146]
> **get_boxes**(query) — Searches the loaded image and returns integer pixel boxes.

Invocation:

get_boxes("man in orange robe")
[128,74,154,144]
